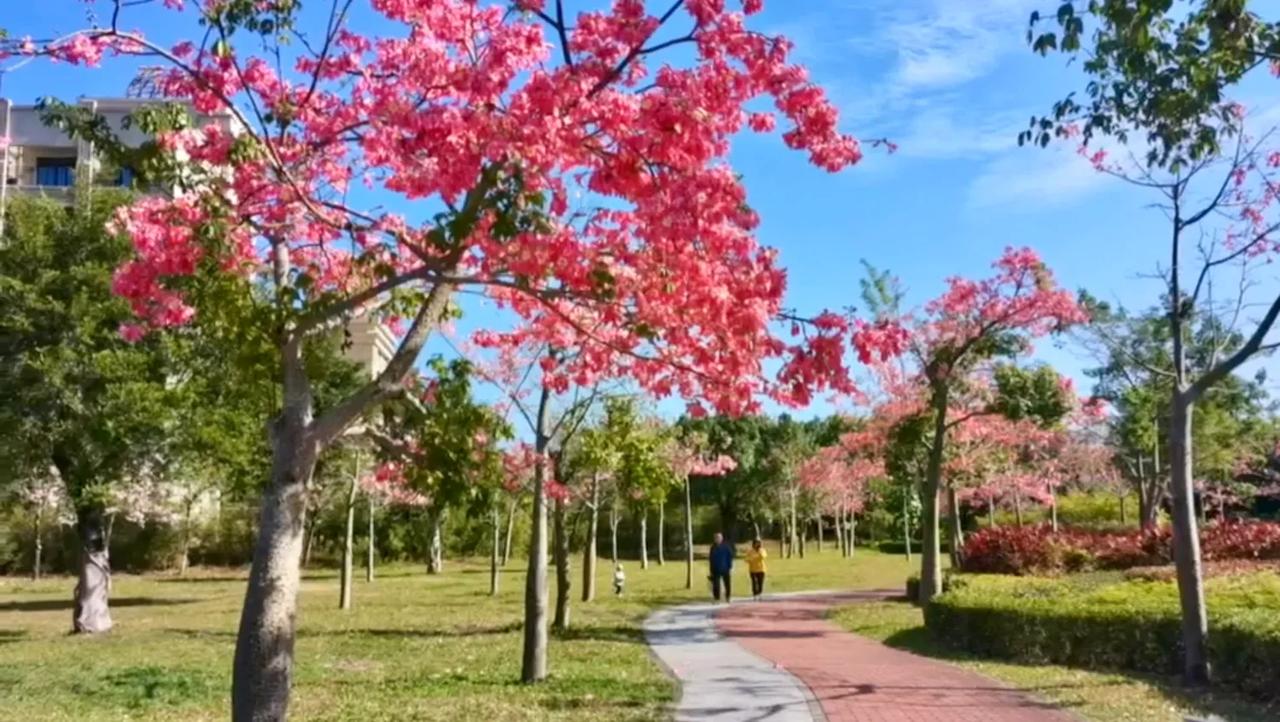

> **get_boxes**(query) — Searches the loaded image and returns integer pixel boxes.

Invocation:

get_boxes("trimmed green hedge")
[877,540,951,555]
[924,573,1280,700]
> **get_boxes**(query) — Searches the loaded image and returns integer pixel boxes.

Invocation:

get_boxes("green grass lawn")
[0,546,914,721]
[831,595,1280,722]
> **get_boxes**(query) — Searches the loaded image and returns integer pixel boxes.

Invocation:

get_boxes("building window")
[36,157,76,187]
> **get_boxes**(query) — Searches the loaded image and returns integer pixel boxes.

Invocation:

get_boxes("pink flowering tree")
[798,444,877,558]
[874,249,1087,601]
[16,469,76,580]
[6,1,885,708]
[667,432,735,588]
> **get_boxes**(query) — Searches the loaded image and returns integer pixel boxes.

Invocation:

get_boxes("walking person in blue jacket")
[708,532,734,603]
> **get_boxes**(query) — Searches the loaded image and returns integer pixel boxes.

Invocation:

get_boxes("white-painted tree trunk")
[72,507,112,634]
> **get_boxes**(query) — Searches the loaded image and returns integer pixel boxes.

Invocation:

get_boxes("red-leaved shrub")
[960,520,1280,575]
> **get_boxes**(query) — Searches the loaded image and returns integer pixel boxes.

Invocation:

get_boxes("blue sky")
[5,0,1280,423]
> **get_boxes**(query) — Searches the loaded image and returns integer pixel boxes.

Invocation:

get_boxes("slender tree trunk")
[339,456,360,611]
[503,497,518,567]
[1014,489,1024,527]
[301,514,316,569]
[1049,487,1059,533]
[919,383,949,604]
[582,476,599,602]
[1119,492,1128,526]
[520,386,552,683]
[799,520,807,559]
[1169,394,1210,686]
[988,493,997,528]
[657,503,665,565]
[72,506,112,634]
[490,504,501,596]
[752,519,761,540]
[639,510,649,570]
[32,508,43,581]
[365,496,375,583]
[947,484,963,569]
[777,519,785,558]
[231,434,317,722]
[788,489,798,559]
[848,513,856,558]
[427,509,444,575]
[179,499,193,577]
[609,499,619,565]
[684,477,694,590]
[553,496,571,631]
[815,514,824,553]
[902,489,913,563]
[835,509,845,558]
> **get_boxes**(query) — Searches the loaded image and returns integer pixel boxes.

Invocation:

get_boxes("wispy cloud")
[967,146,1106,210]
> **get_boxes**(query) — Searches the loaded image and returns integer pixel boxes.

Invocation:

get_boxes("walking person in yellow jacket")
[746,539,767,599]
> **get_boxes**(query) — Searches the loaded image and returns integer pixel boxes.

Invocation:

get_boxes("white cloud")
[967,146,1106,210]
[893,103,1028,159]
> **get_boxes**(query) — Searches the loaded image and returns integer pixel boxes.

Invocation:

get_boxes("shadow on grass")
[0,630,28,644]
[0,597,200,612]
[554,624,646,644]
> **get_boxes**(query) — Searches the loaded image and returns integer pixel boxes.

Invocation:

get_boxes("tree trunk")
[609,499,620,565]
[365,496,375,583]
[835,509,845,558]
[1014,489,1024,527]
[490,504,501,596]
[520,387,552,684]
[799,521,806,559]
[848,513,857,558]
[988,493,997,528]
[1049,487,1059,533]
[179,499,193,577]
[919,383,949,604]
[815,514,824,553]
[787,489,798,559]
[1169,394,1210,686]
[657,503,665,565]
[503,497,518,567]
[947,484,963,569]
[427,509,444,575]
[339,458,360,611]
[639,510,649,570]
[553,496,571,631]
[1119,492,1128,526]
[684,477,694,590]
[32,508,43,581]
[72,506,112,634]
[777,519,785,558]
[582,476,599,602]
[903,489,912,563]
[301,513,316,569]
[231,437,316,722]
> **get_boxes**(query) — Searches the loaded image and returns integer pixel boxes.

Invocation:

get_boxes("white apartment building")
[0,95,395,379]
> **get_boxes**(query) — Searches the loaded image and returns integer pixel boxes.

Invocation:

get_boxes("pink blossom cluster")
[22,0,887,415]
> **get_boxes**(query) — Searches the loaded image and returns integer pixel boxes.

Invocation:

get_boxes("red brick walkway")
[716,592,1078,722]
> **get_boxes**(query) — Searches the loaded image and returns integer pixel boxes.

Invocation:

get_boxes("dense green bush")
[924,573,1280,700]
[877,540,951,555]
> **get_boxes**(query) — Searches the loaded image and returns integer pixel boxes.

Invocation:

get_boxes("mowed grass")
[0,546,914,721]
[831,598,1280,722]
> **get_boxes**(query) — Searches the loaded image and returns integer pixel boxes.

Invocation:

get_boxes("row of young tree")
[5,0,1280,718]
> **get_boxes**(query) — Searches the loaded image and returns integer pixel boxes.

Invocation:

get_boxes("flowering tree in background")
[667,431,736,589]
[869,249,1086,601]
[17,470,76,580]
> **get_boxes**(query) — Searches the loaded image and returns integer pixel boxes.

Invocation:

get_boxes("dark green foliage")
[925,573,1280,700]
[1024,0,1280,168]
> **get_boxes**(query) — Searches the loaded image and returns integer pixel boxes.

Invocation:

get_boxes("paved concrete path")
[643,599,819,721]
[716,592,1079,722]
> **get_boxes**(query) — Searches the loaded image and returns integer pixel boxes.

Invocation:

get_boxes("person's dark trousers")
[711,572,732,602]
[750,572,765,597]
